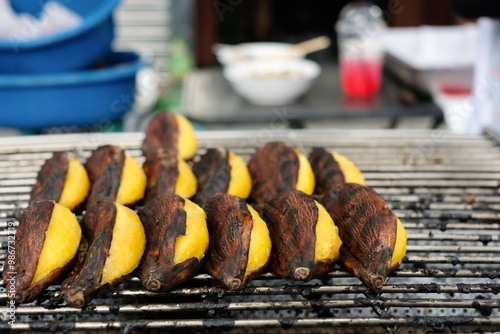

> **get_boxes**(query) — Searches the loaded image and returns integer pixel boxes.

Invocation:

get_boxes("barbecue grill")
[1,128,499,333]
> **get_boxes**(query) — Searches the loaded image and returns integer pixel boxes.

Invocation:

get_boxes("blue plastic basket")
[0,51,144,130]
[0,0,120,73]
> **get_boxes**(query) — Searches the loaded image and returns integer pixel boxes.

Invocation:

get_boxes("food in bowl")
[214,42,304,66]
[243,69,305,80]
[222,59,320,106]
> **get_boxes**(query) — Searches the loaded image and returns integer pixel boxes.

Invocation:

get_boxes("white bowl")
[214,42,304,66]
[223,59,321,106]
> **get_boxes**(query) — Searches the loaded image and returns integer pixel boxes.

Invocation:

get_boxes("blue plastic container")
[0,0,120,73]
[0,52,144,130]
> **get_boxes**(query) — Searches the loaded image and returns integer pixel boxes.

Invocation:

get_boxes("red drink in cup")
[339,57,382,99]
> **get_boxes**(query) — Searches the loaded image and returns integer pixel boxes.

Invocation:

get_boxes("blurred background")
[0,0,499,135]
[195,0,458,66]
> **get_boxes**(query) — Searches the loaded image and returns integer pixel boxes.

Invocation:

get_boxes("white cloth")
[382,25,477,71]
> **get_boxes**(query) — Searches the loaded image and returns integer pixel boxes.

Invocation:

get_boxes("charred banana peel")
[138,194,208,291]
[142,111,198,161]
[3,200,81,303]
[248,142,314,204]
[308,147,365,195]
[30,152,90,211]
[192,147,252,206]
[321,183,407,292]
[143,151,197,201]
[61,198,146,307]
[262,190,342,281]
[85,145,146,207]
[204,194,271,290]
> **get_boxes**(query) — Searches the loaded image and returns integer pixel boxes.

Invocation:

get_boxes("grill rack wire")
[0,129,499,333]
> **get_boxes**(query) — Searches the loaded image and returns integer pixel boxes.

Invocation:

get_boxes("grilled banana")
[138,194,209,291]
[309,147,365,194]
[204,194,271,290]
[142,111,197,161]
[85,145,146,207]
[61,198,146,307]
[262,190,342,281]
[143,151,197,201]
[30,152,90,211]
[192,147,252,206]
[321,183,407,292]
[248,142,314,204]
[3,200,81,303]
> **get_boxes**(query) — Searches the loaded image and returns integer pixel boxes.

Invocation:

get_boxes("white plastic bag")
[468,17,500,134]
[0,0,82,40]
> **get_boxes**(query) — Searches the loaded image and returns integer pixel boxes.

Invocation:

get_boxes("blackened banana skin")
[143,151,179,202]
[63,197,145,307]
[84,145,125,207]
[321,183,398,292]
[138,194,201,292]
[192,148,230,207]
[247,142,300,204]
[3,200,73,304]
[308,147,345,195]
[142,112,179,160]
[30,152,69,204]
[204,194,264,290]
[263,190,335,281]
[61,198,117,307]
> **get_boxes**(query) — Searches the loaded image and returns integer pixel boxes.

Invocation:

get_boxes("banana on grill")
[262,190,342,281]
[308,147,365,194]
[61,198,146,307]
[85,145,146,207]
[30,152,90,211]
[143,151,197,201]
[142,111,197,161]
[247,142,315,204]
[204,194,271,290]
[138,194,209,291]
[192,147,252,206]
[321,183,407,292]
[3,200,81,303]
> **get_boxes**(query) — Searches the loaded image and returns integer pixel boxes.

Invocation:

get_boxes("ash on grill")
[1,129,500,333]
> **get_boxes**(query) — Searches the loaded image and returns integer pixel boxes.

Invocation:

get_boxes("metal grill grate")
[1,129,500,333]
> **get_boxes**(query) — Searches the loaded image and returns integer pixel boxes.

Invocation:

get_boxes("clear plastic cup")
[336,2,386,99]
